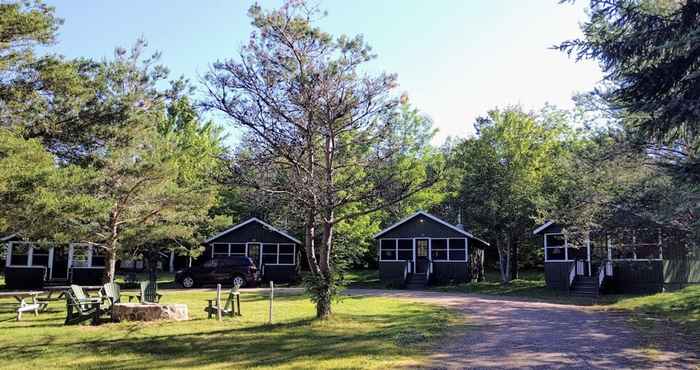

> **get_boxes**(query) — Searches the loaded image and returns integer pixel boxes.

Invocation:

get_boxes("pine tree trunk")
[316,218,334,320]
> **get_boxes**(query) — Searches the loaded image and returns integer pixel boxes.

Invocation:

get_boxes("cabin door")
[51,247,69,280]
[415,239,429,273]
[247,243,261,269]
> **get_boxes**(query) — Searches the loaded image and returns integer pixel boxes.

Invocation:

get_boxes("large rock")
[112,303,188,322]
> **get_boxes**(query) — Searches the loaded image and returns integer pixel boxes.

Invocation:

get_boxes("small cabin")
[374,211,489,288]
[2,234,106,289]
[534,220,699,294]
[203,218,302,283]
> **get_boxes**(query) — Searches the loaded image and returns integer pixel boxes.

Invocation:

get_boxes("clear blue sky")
[45,0,601,144]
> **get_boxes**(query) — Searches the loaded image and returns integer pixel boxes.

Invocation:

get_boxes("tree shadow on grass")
[0,295,449,369]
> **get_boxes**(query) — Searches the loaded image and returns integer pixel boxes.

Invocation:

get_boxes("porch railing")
[426,260,433,281]
[597,259,613,289]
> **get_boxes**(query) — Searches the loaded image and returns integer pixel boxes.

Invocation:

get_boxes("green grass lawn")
[0,289,458,369]
[603,285,700,351]
[343,269,382,288]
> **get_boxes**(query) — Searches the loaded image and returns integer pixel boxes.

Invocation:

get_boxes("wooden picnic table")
[0,291,47,321]
[41,285,103,301]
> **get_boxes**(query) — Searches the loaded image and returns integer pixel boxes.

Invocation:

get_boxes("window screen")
[91,247,106,267]
[213,244,229,256]
[397,239,412,260]
[449,239,466,260]
[262,244,278,264]
[380,239,397,260]
[278,244,295,264]
[431,239,447,260]
[230,244,246,255]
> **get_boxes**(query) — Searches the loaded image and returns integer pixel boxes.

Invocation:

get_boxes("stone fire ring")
[112,303,189,322]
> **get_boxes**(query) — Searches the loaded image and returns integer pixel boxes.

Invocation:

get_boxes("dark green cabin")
[203,218,302,283]
[534,220,699,295]
[374,211,489,288]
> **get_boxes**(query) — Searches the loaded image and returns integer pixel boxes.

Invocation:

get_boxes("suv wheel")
[181,276,195,288]
[232,275,246,288]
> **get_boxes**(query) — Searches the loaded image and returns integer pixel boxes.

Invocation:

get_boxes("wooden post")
[268,281,274,325]
[216,284,222,321]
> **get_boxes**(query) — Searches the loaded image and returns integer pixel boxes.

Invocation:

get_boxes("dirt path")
[345,289,699,369]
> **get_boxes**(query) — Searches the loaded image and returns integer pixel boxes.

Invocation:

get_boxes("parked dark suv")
[175,257,258,288]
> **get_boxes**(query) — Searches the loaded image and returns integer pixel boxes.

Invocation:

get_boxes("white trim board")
[373,211,490,246]
[533,221,555,235]
[204,217,302,244]
[0,233,18,242]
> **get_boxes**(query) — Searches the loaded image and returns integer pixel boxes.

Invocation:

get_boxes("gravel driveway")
[345,289,699,369]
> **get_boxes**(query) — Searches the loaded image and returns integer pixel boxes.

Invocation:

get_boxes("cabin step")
[405,273,429,289]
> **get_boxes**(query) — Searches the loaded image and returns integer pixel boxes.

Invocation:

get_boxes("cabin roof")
[204,218,301,245]
[0,233,19,242]
[533,221,556,235]
[373,211,490,246]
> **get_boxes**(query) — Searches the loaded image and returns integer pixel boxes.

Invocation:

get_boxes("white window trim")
[430,238,448,262]
[69,243,99,268]
[262,243,296,266]
[6,242,103,276]
[544,233,592,263]
[378,237,470,263]
[607,229,664,261]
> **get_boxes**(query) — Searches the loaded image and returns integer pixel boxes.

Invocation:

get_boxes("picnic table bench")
[0,291,48,321]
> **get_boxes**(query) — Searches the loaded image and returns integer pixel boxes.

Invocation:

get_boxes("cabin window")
[72,246,91,267]
[91,247,105,267]
[262,244,277,264]
[380,239,397,260]
[9,243,30,266]
[544,234,567,261]
[31,246,50,267]
[259,244,296,265]
[431,239,448,260]
[397,240,412,260]
[278,244,295,264]
[449,239,467,261]
[230,244,246,255]
[609,228,662,260]
[213,244,229,257]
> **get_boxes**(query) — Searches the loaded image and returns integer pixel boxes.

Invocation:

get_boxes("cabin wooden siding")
[544,262,573,291]
[432,262,471,283]
[378,262,408,288]
[206,221,294,244]
[663,260,700,290]
[377,214,466,239]
[607,261,664,294]
[261,264,298,284]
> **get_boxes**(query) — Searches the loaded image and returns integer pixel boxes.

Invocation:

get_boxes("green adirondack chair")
[70,284,101,308]
[138,281,162,303]
[205,283,242,319]
[65,289,101,325]
[99,282,122,314]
